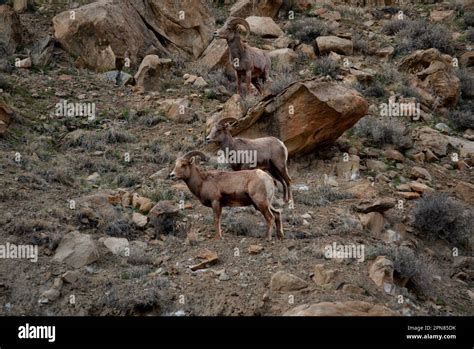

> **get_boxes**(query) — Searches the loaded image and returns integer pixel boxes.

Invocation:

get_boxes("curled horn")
[228,18,250,39]
[218,117,239,126]
[182,150,208,161]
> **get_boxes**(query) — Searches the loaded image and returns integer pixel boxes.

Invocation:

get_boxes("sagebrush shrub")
[413,193,471,247]
[353,116,411,149]
[287,18,328,44]
[312,57,340,79]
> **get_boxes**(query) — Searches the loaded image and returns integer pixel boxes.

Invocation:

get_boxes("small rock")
[354,198,395,213]
[86,172,100,182]
[435,123,452,134]
[193,76,208,87]
[341,284,365,294]
[396,184,411,192]
[270,271,308,292]
[410,166,432,181]
[53,231,99,269]
[408,181,433,193]
[312,264,339,286]
[17,57,32,69]
[219,272,230,281]
[62,270,80,284]
[190,249,218,271]
[132,212,148,228]
[384,149,404,162]
[248,244,264,254]
[396,191,421,200]
[39,288,60,304]
[369,256,394,291]
[103,237,129,256]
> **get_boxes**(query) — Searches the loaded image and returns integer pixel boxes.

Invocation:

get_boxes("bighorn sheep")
[169,150,284,241]
[206,117,293,203]
[214,17,271,95]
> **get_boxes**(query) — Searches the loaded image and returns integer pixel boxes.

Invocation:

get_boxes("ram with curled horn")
[214,17,271,96]
[169,150,284,241]
[206,117,292,203]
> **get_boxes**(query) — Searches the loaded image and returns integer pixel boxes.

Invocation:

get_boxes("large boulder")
[230,0,283,19]
[231,78,368,155]
[0,5,22,55]
[52,0,214,71]
[245,16,283,38]
[284,301,397,316]
[414,126,474,158]
[197,38,232,74]
[398,48,460,108]
[134,55,172,92]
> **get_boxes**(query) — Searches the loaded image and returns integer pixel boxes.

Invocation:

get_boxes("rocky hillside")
[0,0,472,316]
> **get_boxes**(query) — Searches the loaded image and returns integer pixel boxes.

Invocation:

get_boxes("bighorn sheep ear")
[218,117,239,128]
[228,18,250,39]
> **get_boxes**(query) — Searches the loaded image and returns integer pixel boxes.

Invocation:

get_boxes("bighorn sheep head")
[169,151,207,180]
[214,18,250,41]
[206,117,239,144]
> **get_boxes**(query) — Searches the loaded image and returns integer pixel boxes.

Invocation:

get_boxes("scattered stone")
[359,212,384,236]
[132,212,148,228]
[454,181,474,204]
[376,46,394,59]
[16,57,32,68]
[193,76,208,87]
[316,36,353,55]
[410,166,432,181]
[435,123,452,134]
[248,244,264,254]
[62,270,80,284]
[369,256,394,290]
[354,198,395,213]
[270,271,308,292]
[219,272,230,281]
[366,159,387,172]
[132,194,153,213]
[86,172,100,182]
[341,284,365,295]
[284,301,397,316]
[100,70,133,86]
[396,184,411,192]
[38,288,60,304]
[430,9,454,22]
[336,154,360,180]
[190,249,218,271]
[396,191,421,200]
[384,149,404,162]
[312,264,339,286]
[103,237,129,256]
[53,231,99,269]
[408,181,433,193]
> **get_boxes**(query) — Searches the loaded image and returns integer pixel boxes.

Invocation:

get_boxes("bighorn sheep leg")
[212,201,223,240]
[245,70,252,96]
[271,206,284,240]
